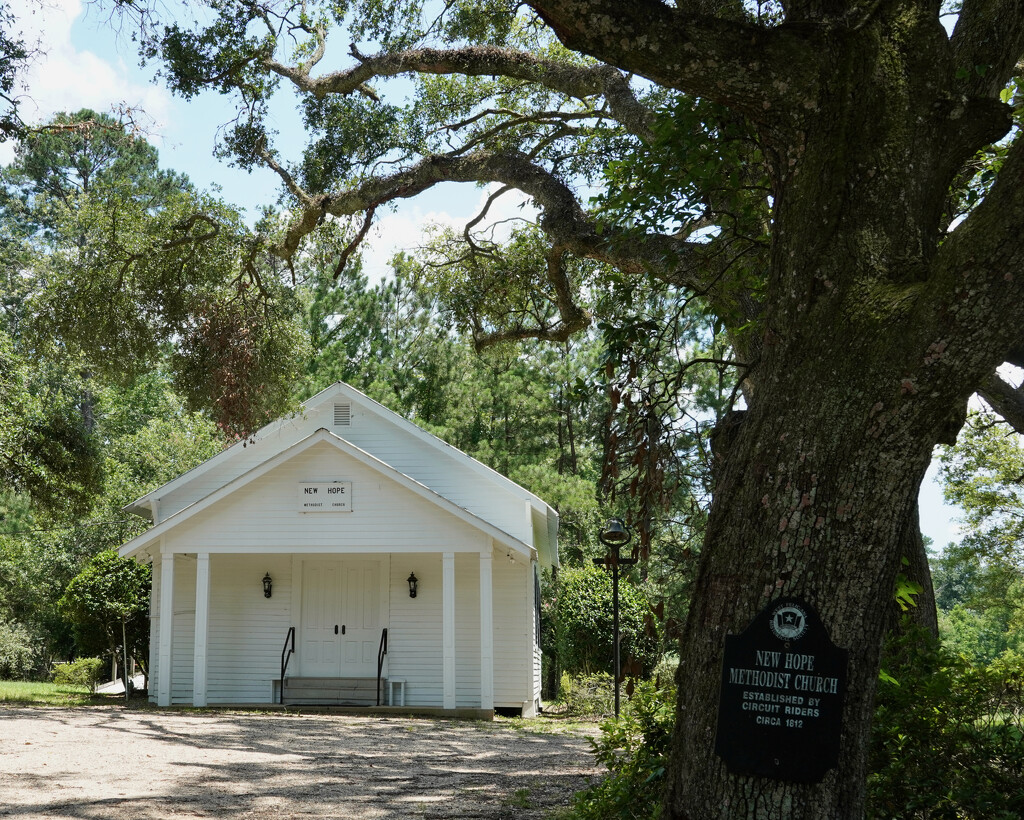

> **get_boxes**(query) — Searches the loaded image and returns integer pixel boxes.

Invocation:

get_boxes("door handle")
[334,625,338,635]
[342,625,346,635]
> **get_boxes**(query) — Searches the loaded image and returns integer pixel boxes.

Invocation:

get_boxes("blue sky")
[4,0,966,549]
[3,0,514,280]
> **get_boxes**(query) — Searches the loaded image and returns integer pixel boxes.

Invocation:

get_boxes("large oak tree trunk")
[665,370,938,816]
[660,10,1016,816]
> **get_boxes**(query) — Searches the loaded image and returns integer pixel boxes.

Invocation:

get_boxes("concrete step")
[283,677,385,706]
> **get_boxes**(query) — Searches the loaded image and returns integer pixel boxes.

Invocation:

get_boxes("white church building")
[118,382,558,717]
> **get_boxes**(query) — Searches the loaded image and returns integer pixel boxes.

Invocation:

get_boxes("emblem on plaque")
[770,603,808,641]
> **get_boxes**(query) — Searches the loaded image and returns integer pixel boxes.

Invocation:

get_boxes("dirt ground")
[0,706,601,819]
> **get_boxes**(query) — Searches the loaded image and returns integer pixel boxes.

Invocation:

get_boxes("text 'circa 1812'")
[714,598,848,783]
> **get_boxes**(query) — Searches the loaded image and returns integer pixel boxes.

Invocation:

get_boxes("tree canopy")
[0,5,28,141]
[935,413,1024,662]
[2,109,308,440]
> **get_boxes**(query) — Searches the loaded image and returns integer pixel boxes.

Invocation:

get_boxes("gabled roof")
[118,427,536,561]
[124,381,555,522]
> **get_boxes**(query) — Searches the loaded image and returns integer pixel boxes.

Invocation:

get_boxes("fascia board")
[119,427,535,561]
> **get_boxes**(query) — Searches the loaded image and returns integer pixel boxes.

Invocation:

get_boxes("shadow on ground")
[0,706,600,818]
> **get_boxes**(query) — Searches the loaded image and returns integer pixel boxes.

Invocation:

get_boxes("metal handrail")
[279,626,295,705]
[375,628,388,706]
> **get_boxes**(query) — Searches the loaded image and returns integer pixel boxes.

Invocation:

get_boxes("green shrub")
[559,672,615,717]
[566,679,675,820]
[52,657,104,690]
[868,626,1024,819]
[651,653,678,690]
[553,562,659,678]
[0,618,42,680]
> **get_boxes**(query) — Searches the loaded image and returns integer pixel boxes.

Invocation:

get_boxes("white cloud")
[2,0,172,162]
[360,206,460,284]
[360,185,539,283]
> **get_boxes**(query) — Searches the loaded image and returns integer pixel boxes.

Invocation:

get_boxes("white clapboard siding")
[157,421,314,520]
[533,642,543,707]
[171,558,197,704]
[149,393,535,546]
[165,442,493,554]
[530,564,542,713]
[206,555,292,704]
[322,408,532,543]
[493,560,528,707]
[387,555,443,707]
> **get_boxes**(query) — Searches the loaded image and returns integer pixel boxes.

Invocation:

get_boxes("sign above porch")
[298,482,353,512]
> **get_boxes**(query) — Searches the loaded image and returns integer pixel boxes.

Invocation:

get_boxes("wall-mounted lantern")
[407,572,418,599]
[262,572,273,598]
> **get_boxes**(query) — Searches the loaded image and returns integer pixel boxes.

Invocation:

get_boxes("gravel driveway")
[0,707,601,819]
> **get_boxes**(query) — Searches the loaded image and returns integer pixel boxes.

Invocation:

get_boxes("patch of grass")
[505,788,532,809]
[0,679,110,706]
[496,710,599,736]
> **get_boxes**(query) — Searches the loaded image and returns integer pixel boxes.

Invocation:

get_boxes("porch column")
[479,550,494,711]
[443,551,456,710]
[523,559,538,717]
[157,551,175,707]
[192,553,211,707]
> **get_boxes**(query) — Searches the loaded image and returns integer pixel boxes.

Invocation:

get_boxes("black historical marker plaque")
[714,598,848,783]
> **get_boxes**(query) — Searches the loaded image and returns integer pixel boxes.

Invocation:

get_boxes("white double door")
[300,559,386,677]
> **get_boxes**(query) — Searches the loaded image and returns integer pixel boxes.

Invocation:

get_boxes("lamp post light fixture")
[594,518,637,718]
[407,572,418,598]
[262,572,273,598]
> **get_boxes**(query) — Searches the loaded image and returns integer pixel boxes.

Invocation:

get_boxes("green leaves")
[869,625,1024,819]
[0,334,101,515]
[596,94,769,245]
[933,414,1024,664]
[939,413,1024,567]
[58,550,151,660]
[552,562,659,677]
[0,6,29,141]
[300,95,412,192]
[4,110,309,438]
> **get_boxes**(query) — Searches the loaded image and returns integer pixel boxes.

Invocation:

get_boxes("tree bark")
[666,343,943,815]
[894,503,938,638]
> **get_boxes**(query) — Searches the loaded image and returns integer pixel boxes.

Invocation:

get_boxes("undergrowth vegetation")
[561,680,675,820]
[868,627,1024,819]
[559,627,1024,820]
[51,657,104,690]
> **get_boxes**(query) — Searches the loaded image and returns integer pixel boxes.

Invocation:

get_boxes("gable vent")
[333,403,352,426]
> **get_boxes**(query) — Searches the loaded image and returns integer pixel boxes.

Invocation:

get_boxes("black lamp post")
[594,517,637,718]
